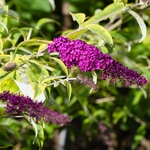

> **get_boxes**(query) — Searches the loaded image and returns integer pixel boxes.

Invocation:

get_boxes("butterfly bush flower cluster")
[0,91,70,125]
[48,36,147,87]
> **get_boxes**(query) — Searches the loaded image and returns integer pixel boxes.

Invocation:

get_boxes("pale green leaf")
[34,124,44,149]
[36,18,60,29]
[114,0,127,5]
[0,70,15,85]
[25,67,38,83]
[0,39,4,54]
[114,0,121,5]
[38,43,48,53]
[0,79,19,92]
[92,71,97,84]
[65,82,72,101]
[127,10,147,43]
[7,9,19,20]
[64,28,87,40]
[0,5,8,38]
[15,39,46,53]
[48,0,55,10]
[40,76,66,84]
[70,13,86,26]
[84,3,124,25]
[84,24,113,46]
[50,57,68,75]
[14,81,45,102]
[0,21,8,33]
[30,82,47,99]
[0,54,9,60]
[25,117,44,149]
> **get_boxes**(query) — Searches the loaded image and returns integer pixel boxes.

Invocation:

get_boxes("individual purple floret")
[48,36,147,87]
[0,91,70,125]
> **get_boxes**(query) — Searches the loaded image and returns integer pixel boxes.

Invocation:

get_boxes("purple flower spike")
[0,91,70,125]
[48,36,147,87]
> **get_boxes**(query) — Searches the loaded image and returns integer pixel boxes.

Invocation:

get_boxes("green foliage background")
[0,0,150,149]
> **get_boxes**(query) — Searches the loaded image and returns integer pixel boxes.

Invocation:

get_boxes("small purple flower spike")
[0,91,70,125]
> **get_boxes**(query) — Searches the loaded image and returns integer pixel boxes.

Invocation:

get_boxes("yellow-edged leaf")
[70,13,86,26]
[50,57,68,75]
[84,3,124,24]
[84,24,113,46]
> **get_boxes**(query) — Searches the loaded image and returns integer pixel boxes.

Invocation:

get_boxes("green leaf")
[7,9,19,20]
[0,79,19,92]
[83,3,124,24]
[38,43,48,53]
[70,13,86,26]
[29,60,49,75]
[114,0,121,5]
[14,81,46,102]
[0,69,15,85]
[36,18,60,29]
[72,88,89,113]
[0,127,13,148]
[15,39,44,53]
[49,0,55,11]
[64,28,87,40]
[114,0,127,5]
[83,24,113,46]
[30,82,46,99]
[113,108,124,124]
[50,57,69,75]
[0,54,9,60]
[132,91,143,105]
[0,5,8,38]
[25,117,44,150]
[39,75,66,84]
[0,39,4,54]
[26,60,49,83]
[65,82,72,101]
[45,95,61,111]
[26,67,38,83]
[127,10,147,43]
[35,124,44,150]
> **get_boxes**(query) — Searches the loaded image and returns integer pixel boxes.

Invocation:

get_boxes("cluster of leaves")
[0,0,150,149]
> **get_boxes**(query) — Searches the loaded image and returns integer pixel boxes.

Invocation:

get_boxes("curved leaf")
[127,10,147,43]
[65,82,72,101]
[72,88,89,113]
[50,57,68,75]
[84,3,124,24]
[45,95,61,111]
[0,79,19,92]
[64,28,87,40]
[15,80,45,102]
[25,117,44,150]
[70,13,86,26]
[0,128,13,148]
[84,24,113,46]
[0,39,4,54]
[30,82,46,100]
[7,9,19,20]
[36,18,60,29]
